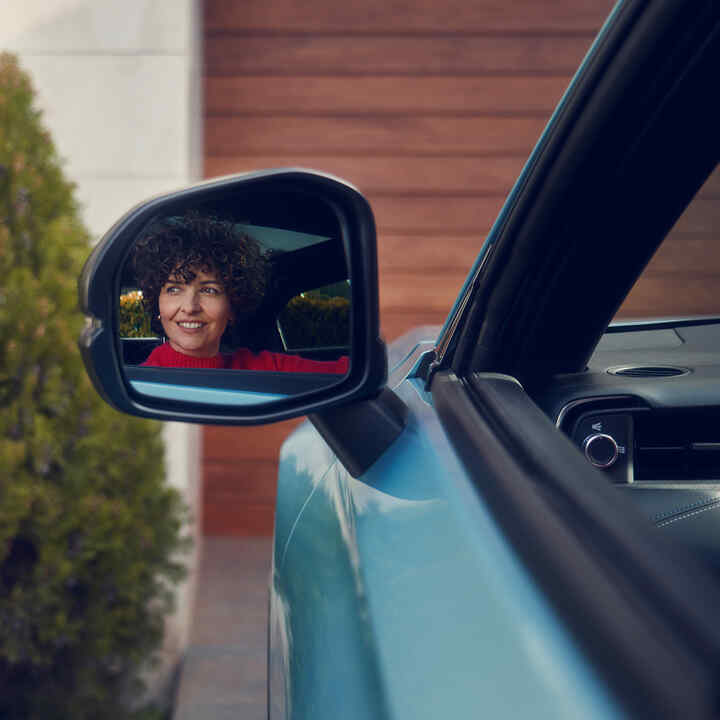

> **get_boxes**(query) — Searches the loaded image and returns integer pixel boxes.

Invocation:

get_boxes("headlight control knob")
[583,433,619,469]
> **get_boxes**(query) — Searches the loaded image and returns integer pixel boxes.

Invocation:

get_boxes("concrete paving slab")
[173,536,272,720]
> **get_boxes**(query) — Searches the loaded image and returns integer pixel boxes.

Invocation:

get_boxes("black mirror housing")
[78,169,387,424]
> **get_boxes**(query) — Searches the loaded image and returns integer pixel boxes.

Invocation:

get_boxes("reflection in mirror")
[117,187,351,407]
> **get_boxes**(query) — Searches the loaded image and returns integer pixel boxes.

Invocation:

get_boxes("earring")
[155,314,165,343]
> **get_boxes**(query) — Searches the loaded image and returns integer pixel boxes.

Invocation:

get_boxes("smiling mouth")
[177,321,205,329]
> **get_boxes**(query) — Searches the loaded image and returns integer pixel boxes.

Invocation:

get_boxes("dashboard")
[537,318,720,573]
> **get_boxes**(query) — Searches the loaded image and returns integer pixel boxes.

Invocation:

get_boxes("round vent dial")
[583,433,620,468]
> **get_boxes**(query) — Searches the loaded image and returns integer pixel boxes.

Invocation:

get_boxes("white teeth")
[178,322,203,329]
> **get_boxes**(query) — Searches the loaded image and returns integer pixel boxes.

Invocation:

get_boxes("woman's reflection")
[133,214,348,373]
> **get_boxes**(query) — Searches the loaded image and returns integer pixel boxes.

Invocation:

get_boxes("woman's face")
[158,267,232,358]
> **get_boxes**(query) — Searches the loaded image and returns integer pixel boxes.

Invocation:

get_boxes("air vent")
[607,365,689,377]
[636,442,720,480]
[635,412,720,481]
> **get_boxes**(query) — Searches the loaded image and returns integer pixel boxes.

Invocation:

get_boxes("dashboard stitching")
[655,501,720,528]
[652,497,720,522]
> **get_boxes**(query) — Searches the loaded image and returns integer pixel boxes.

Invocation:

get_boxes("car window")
[616,163,719,319]
[276,280,351,353]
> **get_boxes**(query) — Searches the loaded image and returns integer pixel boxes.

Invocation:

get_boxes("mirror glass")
[117,186,351,407]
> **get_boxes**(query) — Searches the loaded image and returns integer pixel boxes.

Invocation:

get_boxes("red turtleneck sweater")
[141,343,229,368]
[142,343,348,374]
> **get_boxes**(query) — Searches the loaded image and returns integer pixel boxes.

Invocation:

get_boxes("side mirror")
[79,169,387,424]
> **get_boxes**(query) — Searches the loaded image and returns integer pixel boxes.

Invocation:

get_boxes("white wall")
[0,0,203,708]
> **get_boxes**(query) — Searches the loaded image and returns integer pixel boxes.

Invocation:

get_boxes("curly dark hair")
[133,213,268,339]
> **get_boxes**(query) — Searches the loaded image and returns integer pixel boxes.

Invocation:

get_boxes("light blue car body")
[269,329,623,719]
[268,3,633,716]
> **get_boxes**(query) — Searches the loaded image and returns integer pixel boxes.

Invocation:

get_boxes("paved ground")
[173,536,272,720]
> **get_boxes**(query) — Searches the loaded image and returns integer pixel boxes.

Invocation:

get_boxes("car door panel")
[433,370,720,718]
[271,452,386,720]
[271,345,622,719]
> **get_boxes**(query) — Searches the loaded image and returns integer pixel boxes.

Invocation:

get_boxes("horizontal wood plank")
[205,155,524,194]
[205,0,615,33]
[701,165,720,193]
[378,234,485,271]
[204,460,279,504]
[639,234,720,274]
[204,420,303,462]
[205,115,546,155]
[206,35,595,76]
[206,76,570,114]
[618,273,720,318]
[379,270,467,313]
[371,194,505,234]
[203,500,275,536]
[381,311,447,341]
[672,197,720,234]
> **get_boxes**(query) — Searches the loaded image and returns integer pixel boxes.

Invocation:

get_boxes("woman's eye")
[201,286,221,295]
[165,285,182,294]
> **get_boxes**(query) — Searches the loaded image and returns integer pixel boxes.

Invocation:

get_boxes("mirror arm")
[308,387,408,478]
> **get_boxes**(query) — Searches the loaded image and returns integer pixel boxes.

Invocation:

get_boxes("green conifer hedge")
[278,294,350,350]
[0,53,186,719]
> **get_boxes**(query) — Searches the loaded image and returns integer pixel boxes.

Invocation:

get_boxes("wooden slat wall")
[201,0,615,535]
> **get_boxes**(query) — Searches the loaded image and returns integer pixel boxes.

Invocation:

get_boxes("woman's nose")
[181,291,202,312]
